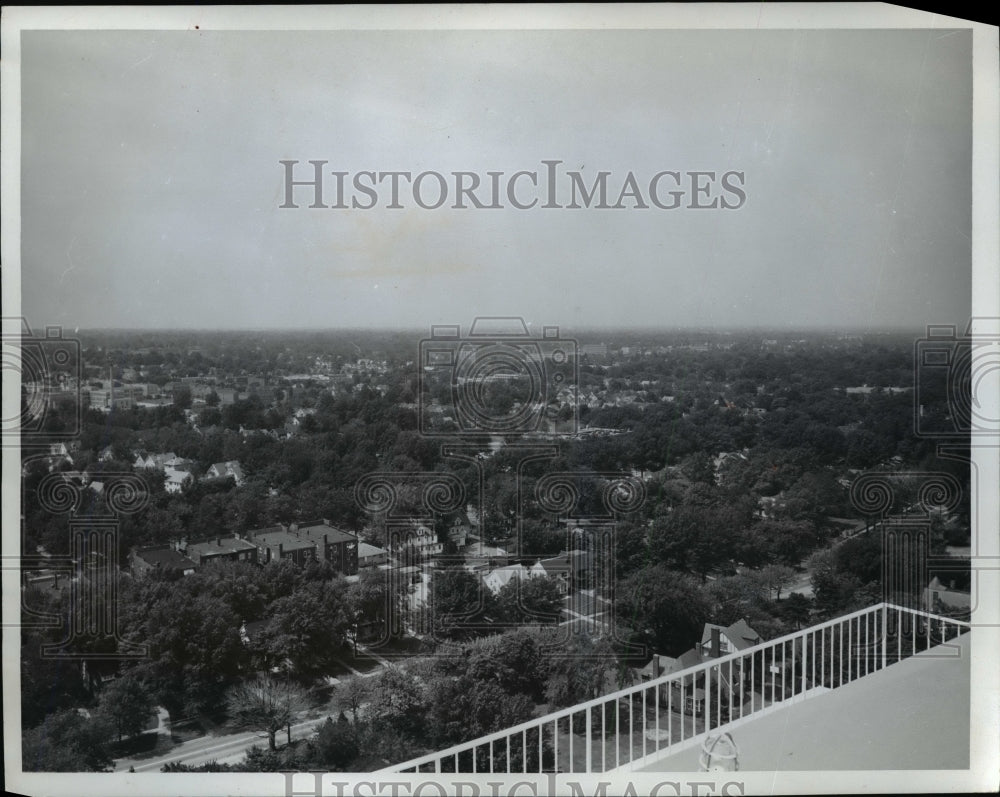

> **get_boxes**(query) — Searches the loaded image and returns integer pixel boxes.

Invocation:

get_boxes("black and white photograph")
[2,5,998,796]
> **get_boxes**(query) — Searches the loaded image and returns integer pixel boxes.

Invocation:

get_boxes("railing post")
[704,668,712,731]
[800,633,808,694]
[586,706,592,773]
[881,604,887,670]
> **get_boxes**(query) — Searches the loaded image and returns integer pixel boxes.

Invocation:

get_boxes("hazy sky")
[20,28,971,331]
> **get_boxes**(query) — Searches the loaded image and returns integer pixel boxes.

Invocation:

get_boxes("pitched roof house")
[205,460,245,486]
[699,619,762,658]
[483,564,530,595]
[165,470,194,494]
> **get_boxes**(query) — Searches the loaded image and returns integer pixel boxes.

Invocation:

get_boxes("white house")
[164,470,194,494]
[205,460,245,486]
[389,524,442,558]
[482,564,530,595]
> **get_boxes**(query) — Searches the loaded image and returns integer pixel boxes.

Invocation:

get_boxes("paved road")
[114,713,331,772]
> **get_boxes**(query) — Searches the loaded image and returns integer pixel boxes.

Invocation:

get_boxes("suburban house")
[129,545,198,579]
[133,451,179,470]
[922,576,971,614]
[637,619,763,716]
[205,460,246,486]
[388,523,443,559]
[164,469,194,494]
[638,649,706,715]
[358,542,389,569]
[185,536,258,567]
[214,387,241,405]
[698,619,762,659]
[529,549,592,594]
[447,522,469,548]
[482,563,531,595]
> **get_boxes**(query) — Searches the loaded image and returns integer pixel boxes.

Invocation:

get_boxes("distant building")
[388,524,442,559]
[922,576,971,614]
[482,564,530,595]
[358,542,389,569]
[205,460,245,486]
[250,525,317,567]
[247,520,359,574]
[164,470,194,494]
[129,545,197,579]
[294,519,359,575]
[186,536,258,567]
[133,451,179,470]
[529,550,592,594]
[215,387,241,405]
[698,619,762,658]
[638,619,763,716]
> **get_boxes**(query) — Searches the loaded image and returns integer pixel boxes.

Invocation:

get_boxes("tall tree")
[262,580,349,679]
[225,675,309,751]
[430,568,494,639]
[615,565,711,655]
[495,575,563,624]
[95,673,156,742]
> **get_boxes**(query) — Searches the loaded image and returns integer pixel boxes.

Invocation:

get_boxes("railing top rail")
[376,602,965,772]
[882,601,972,627]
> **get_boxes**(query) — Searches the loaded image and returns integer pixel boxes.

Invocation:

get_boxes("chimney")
[278,542,284,557]
[711,627,721,659]
[217,537,222,546]
[324,534,328,546]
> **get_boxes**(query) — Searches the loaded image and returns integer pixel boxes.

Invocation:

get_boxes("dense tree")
[615,566,711,655]
[261,580,350,679]
[540,632,619,708]
[22,709,114,772]
[465,629,548,702]
[495,575,563,624]
[430,568,495,639]
[173,385,193,410]
[366,667,427,739]
[778,592,813,629]
[118,577,247,716]
[309,716,360,769]
[95,673,156,742]
[424,675,535,747]
[809,550,864,617]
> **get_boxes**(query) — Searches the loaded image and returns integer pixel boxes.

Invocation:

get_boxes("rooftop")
[133,545,197,571]
[295,519,358,545]
[251,528,315,552]
[358,542,388,557]
[381,603,973,776]
[641,631,970,771]
[187,536,256,557]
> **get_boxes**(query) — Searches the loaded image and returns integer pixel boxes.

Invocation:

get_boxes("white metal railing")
[378,602,969,774]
